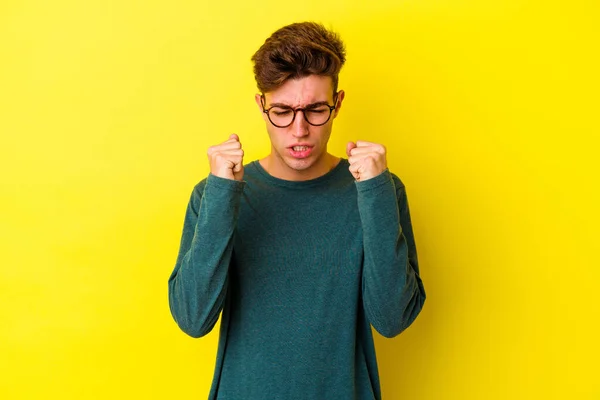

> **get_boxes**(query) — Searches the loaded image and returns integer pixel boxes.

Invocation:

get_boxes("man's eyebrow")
[268,101,330,108]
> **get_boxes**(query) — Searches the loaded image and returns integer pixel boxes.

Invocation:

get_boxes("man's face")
[255,75,344,180]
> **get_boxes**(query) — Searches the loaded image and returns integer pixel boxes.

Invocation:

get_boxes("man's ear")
[255,93,264,111]
[333,90,345,118]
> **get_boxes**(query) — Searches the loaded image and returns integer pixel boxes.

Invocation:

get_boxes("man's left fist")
[346,141,388,182]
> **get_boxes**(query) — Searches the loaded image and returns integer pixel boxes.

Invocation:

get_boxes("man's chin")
[284,157,314,172]
[270,149,329,179]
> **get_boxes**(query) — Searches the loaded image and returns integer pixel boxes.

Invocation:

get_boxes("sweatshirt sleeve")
[355,169,426,338]
[168,174,245,338]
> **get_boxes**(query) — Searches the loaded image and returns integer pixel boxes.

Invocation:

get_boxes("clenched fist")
[207,134,244,181]
[346,141,387,182]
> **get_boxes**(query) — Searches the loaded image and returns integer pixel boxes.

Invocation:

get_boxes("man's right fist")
[207,134,244,181]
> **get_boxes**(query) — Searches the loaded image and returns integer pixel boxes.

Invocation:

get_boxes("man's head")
[251,22,347,180]
[251,21,346,95]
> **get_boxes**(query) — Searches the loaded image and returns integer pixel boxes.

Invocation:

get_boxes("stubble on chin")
[283,151,322,172]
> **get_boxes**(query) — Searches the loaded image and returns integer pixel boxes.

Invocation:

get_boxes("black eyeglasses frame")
[260,93,339,128]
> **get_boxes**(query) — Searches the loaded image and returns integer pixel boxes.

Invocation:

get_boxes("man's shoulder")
[191,176,209,196]
[388,170,406,189]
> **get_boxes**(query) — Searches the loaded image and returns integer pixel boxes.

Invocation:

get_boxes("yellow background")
[1,0,598,398]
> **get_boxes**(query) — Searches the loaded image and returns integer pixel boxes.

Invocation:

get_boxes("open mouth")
[291,145,310,152]
[288,145,313,159]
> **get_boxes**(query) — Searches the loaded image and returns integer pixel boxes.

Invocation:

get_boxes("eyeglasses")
[261,94,338,128]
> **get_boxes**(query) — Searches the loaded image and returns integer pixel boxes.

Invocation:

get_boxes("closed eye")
[306,109,328,114]
[271,108,293,116]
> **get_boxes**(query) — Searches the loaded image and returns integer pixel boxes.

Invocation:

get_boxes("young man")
[168,22,426,399]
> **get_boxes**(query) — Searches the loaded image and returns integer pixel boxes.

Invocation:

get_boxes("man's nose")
[291,111,309,137]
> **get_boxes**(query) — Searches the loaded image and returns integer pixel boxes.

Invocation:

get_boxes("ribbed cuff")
[355,169,393,193]
[205,173,246,193]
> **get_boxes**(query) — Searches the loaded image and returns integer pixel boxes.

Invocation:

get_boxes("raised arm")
[356,171,426,338]
[168,176,245,337]
[347,140,426,338]
[168,134,245,338]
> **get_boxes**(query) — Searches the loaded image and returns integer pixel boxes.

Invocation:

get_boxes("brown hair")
[251,22,346,94]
